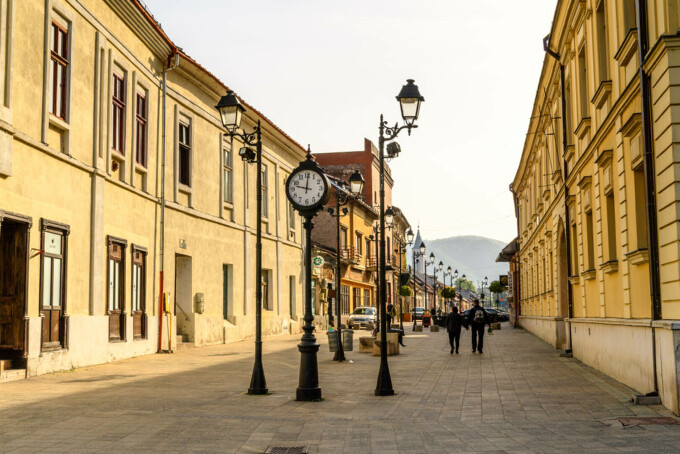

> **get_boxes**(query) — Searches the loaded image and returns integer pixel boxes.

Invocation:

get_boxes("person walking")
[446,306,463,354]
[466,299,488,354]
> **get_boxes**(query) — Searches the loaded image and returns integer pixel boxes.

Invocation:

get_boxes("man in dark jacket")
[466,299,488,354]
[446,306,463,354]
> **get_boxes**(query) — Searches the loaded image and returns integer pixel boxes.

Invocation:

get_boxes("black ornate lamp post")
[424,252,435,311]
[285,148,333,402]
[444,266,451,309]
[327,170,364,362]
[481,276,489,306]
[412,242,426,329]
[216,90,267,395]
[375,79,424,396]
[434,260,443,312]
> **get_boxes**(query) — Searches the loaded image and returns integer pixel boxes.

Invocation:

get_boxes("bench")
[372,332,399,356]
[359,337,374,353]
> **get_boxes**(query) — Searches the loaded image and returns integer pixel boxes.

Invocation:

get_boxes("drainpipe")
[543,35,574,353]
[510,186,521,328]
[636,0,661,395]
[158,52,179,353]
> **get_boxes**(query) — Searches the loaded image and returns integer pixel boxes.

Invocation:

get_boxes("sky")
[142,0,557,243]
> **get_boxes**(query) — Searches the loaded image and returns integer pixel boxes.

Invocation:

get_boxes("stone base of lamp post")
[296,339,322,401]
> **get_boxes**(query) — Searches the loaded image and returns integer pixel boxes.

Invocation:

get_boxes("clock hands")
[302,173,311,193]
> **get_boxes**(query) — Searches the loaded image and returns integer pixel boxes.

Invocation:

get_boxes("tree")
[454,278,476,292]
[489,280,503,306]
[440,286,456,300]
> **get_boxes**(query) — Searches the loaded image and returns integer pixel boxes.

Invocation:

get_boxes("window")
[355,232,363,256]
[596,1,609,83]
[585,210,595,270]
[131,246,146,339]
[570,220,578,275]
[135,93,147,167]
[223,143,233,203]
[289,276,296,318]
[353,288,361,311]
[340,285,350,315]
[364,289,370,307]
[288,200,295,230]
[565,82,573,145]
[112,73,126,154]
[107,237,126,342]
[40,223,68,350]
[605,193,617,261]
[578,47,588,119]
[262,269,273,311]
[622,0,637,36]
[261,164,268,218]
[178,122,191,187]
[340,227,348,249]
[633,168,648,249]
[365,238,371,261]
[49,22,68,120]
[223,265,231,320]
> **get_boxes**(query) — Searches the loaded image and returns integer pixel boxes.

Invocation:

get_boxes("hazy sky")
[143,0,557,243]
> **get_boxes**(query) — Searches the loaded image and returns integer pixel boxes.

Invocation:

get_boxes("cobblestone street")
[1,325,679,453]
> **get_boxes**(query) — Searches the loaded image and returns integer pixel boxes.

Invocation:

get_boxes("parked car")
[411,307,426,321]
[348,307,377,330]
[484,308,509,322]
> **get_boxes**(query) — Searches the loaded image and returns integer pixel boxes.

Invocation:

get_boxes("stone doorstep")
[1,368,26,383]
[0,359,11,372]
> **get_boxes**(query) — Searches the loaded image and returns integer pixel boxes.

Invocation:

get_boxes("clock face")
[287,169,327,208]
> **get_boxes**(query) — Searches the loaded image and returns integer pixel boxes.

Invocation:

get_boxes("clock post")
[286,147,332,402]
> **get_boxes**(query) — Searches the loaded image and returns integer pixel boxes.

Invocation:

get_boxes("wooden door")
[0,220,28,358]
[107,240,125,341]
[131,248,145,339]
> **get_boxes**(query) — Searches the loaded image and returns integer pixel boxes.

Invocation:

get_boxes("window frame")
[178,121,192,188]
[107,236,127,342]
[39,219,70,351]
[223,140,233,204]
[131,244,147,340]
[111,71,126,155]
[134,92,148,167]
[49,21,69,121]
[261,163,269,219]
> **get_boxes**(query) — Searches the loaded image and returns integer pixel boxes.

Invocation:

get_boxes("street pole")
[333,191,345,362]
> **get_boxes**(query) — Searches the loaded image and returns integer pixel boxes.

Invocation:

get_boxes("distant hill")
[409,235,509,288]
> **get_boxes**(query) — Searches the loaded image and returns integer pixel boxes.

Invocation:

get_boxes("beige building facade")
[0,0,306,380]
[512,0,680,414]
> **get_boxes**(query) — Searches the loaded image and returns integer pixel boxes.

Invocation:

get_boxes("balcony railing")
[340,247,360,264]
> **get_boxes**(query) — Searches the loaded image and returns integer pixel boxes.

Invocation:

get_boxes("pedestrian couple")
[445,299,489,355]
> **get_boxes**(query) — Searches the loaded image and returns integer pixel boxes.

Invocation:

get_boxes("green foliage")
[440,286,456,299]
[399,285,413,297]
[454,278,476,292]
[489,280,503,294]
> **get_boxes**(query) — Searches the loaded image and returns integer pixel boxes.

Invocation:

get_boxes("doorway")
[0,215,30,368]
[174,255,193,342]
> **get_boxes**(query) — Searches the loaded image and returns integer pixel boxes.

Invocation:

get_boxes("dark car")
[411,307,425,321]
[484,308,509,322]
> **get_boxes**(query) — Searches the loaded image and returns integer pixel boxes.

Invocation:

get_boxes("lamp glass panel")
[400,98,419,121]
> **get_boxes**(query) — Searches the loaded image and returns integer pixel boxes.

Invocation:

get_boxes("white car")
[348,307,377,330]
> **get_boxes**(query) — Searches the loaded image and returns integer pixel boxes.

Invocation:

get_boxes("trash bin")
[342,329,354,351]
[327,330,339,352]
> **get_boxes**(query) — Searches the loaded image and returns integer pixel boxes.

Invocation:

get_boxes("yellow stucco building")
[0,0,306,380]
[513,0,680,414]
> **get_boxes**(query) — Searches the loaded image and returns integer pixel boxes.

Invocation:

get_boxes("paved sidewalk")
[1,324,679,453]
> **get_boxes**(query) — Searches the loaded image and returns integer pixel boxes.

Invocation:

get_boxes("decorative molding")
[626,248,649,266]
[595,149,613,166]
[599,260,618,274]
[577,175,592,189]
[619,113,642,137]
[568,275,581,285]
[580,268,596,280]
[592,81,612,109]
[614,29,638,66]
[575,117,591,140]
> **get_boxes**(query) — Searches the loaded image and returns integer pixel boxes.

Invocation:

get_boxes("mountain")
[409,235,509,288]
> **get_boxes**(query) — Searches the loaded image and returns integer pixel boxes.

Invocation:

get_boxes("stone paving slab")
[0,324,679,453]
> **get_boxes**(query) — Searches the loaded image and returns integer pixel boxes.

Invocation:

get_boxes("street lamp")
[412,241,426,330]
[393,227,413,331]
[433,260,443,313]
[444,266,451,309]
[481,276,489,307]
[216,90,267,395]
[424,252,435,313]
[327,170,364,362]
[375,79,424,397]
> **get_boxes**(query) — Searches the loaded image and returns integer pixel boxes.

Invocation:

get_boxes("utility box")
[194,293,205,314]
[163,293,171,313]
